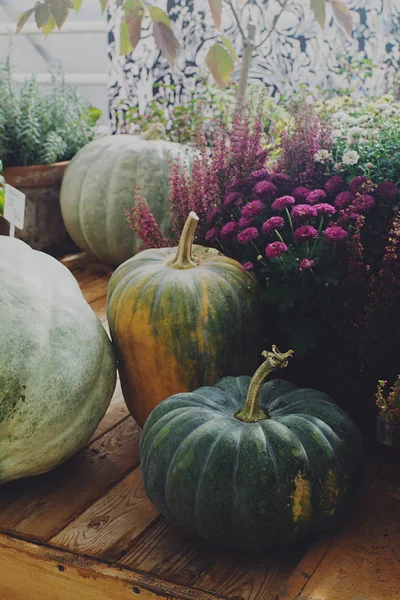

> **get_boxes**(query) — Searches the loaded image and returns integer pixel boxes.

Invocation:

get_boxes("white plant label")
[4,184,26,237]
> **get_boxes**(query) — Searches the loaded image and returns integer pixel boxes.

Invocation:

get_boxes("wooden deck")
[0,254,399,600]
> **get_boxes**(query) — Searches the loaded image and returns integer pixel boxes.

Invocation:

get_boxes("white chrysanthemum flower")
[314,149,332,163]
[342,150,360,166]
[366,162,374,169]
[332,129,344,139]
[347,126,364,144]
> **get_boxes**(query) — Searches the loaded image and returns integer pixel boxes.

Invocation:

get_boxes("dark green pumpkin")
[140,347,364,550]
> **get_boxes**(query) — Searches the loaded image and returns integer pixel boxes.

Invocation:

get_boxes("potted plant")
[0,55,101,252]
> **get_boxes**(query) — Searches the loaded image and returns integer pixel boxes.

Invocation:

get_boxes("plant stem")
[168,211,200,270]
[255,0,289,49]
[285,207,294,235]
[235,346,294,422]
[224,0,246,39]
[236,20,256,107]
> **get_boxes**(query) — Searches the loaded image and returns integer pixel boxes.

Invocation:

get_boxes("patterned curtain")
[107,0,400,131]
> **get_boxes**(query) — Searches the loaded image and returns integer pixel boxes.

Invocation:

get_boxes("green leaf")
[310,0,326,28]
[205,43,234,88]
[220,35,238,61]
[71,0,83,10]
[50,0,74,29]
[120,19,133,55]
[42,14,56,36]
[208,0,222,29]
[331,0,352,36]
[16,8,35,33]
[99,0,108,13]
[152,21,180,70]
[116,0,125,7]
[35,2,51,28]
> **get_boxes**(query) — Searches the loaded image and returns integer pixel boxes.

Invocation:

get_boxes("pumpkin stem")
[168,212,200,270]
[235,346,294,422]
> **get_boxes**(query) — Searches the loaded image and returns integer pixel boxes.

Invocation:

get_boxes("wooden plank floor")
[1,253,399,600]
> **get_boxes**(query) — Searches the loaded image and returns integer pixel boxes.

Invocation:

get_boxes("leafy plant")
[0,160,5,214]
[17,0,352,99]
[0,55,101,167]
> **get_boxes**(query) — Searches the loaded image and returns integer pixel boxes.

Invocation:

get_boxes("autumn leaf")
[310,0,326,28]
[122,0,144,52]
[148,5,171,27]
[120,20,133,55]
[71,0,83,10]
[51,0,74,29]
[35,2,51,28]
[99,0,108,13]
[208,0,222,29]
[16,8,34,33]
[331,0,352,36]
[152,21,180,70]
[42,14,56,36]
[220,35,238,61]
[206,42,234,88]
[116,0,125,6]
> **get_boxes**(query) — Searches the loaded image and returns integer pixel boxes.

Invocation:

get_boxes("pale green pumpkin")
[60,133,190,266]
[0,236,116,484]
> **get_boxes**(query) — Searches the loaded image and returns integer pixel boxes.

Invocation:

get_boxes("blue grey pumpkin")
[140,347,364,550]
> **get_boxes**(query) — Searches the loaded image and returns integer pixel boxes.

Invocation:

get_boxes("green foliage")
[0,160,4,214]
[0,56,101,168]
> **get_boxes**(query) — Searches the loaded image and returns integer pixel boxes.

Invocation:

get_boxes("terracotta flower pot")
[0,161,77,254]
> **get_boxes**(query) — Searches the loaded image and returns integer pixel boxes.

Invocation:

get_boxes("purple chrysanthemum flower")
[205,227,220,243]
[242,261,255,271]
[307,189,327,204]
[313,203,336,217]
[238,215,254,229]
[224,191,242,209]
[349,176,369,195]
[378,181,398,201]
[265,241,288,258]
[237,227,259,244]
[291,204,318,222]
[299,258,315,271]
[334,191,353,210]
[324,226,348,242]
[271,173,294,192]
[221,221,239,240]
[324,175,343,196]
[261,216,285,236]
[241,200,265,219]
[352,194,375,213]
[293,225,318,242]
[292,186,311,202]
[271,195,296,211]
[250,169,271,183]
[254,180,277,199]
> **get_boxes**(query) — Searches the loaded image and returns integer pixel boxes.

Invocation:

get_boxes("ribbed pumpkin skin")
[107,245,260,428]
[140,377,364,550]
[60,135,190,266]
[0,236,116,484]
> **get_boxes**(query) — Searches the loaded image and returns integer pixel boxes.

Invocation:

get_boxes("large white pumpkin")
[60,135,190,266]
[0,237,116,484]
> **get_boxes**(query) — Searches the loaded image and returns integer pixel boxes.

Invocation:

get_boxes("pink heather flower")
[307,189,327,204]
[299,258,315,271]
[261,216,285,236]
[291,204,318,222]
[271,173,294,192]
[324,175,343,196]
[313,203,336,216]
[250,169,271,183]
[378,182,398,201]
[242,261,255,271]
[271,195,296,211]
[221,221,239,240]
[294,225,318,243]
[334,191,353,210]
[237,227,259,244]
[349,176,369,195]
[205,227,220,243]
[254,180,277,199]
[239,215,254,229]
[323,226,348,242]
[224,191,242,209]
[292,187,311,202]
[265,241,288,258]
[352,194,375,213]
[206,207,222,224]
[242,200,265,218]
